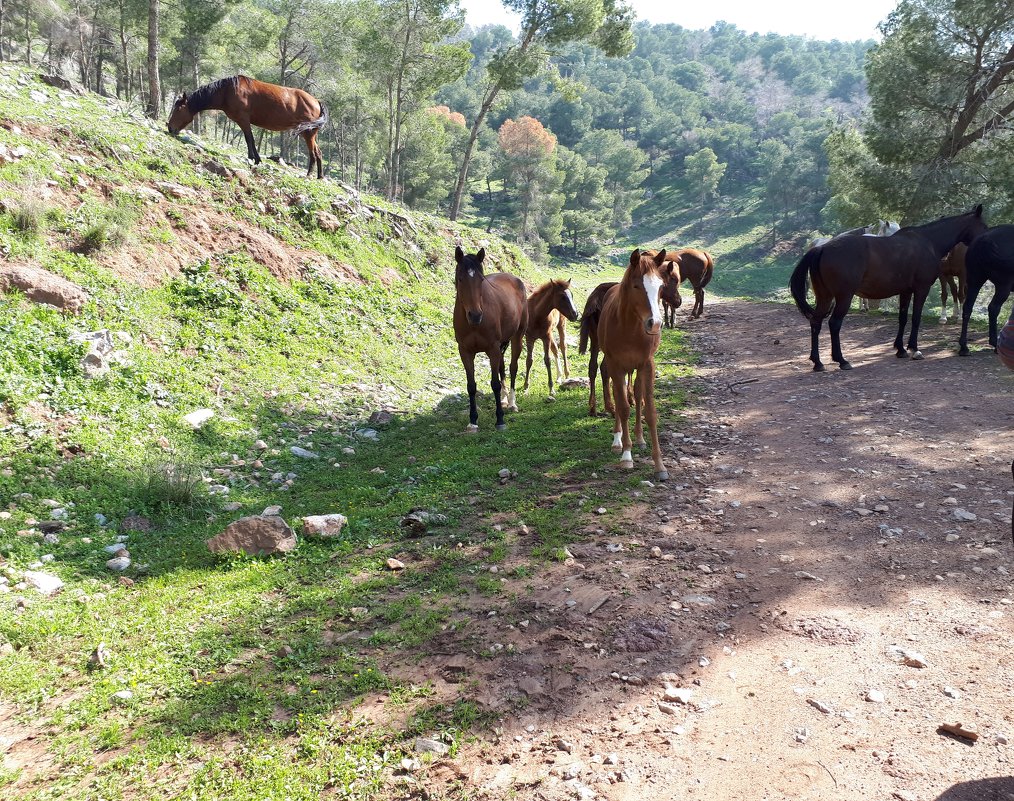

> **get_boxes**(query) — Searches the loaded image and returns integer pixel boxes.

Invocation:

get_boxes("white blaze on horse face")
[468,269,475,278]
[643,272,664,330]
[564,289,578,318]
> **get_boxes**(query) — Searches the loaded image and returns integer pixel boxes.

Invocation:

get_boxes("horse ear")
[654,248,667,266]
[973,203,983,217]
[565,277,572,287]
[629,249,640,268]
[454,246,464,264]
[180,92,187,102]
[476,247,486,263]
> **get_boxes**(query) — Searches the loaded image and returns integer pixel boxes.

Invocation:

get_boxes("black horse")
[958,224,1014,355]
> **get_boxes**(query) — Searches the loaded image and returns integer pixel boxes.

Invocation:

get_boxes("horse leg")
[460,348,479,433]
[959,274,988,355]
[907,287,930,359]
[894,291,912,357]
[940,278,949,324]
[588,343,599,416]
[987,287,1012,350]
[808,302,829,371]
[609,363,633,468]
[488,349,506,430]
[644,361,667,481]
[956,273,966,324]
[239,122,260,164]
[632,370,647,448]
[558,318,570,379]
[507,333,522,411]
[523,335,534,392]
[301,131,315,178]
[828,301,852,370]
[602,361,614,415]
[543,335,556,400]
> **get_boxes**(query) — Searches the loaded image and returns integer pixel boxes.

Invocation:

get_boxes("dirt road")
[431,299,1014,801]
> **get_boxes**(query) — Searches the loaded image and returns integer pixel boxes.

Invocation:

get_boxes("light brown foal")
[598,248,669,481]
[522,279,580,399]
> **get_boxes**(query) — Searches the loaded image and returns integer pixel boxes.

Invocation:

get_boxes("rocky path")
[440,300,1014,801]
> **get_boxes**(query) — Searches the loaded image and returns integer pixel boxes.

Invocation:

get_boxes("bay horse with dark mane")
[958,224,1014,356]
[453,246,527,432]
[579,281,618,417]
[660,256,683,328]
[522,279,580,399]
[167,76,328,179]
[790,205,986,370]
[669,247,714,319]
[598,249,670,481]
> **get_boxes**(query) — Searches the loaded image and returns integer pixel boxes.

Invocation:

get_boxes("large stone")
[23,570,63,596]
[302,513,348,539]
[0,264,89,313]
[40,74,87,95]
[207,515,297,556]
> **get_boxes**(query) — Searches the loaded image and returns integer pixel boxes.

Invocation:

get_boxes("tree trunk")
[146,0,160,119]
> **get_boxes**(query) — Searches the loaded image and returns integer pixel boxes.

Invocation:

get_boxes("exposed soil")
[392,300,1014,801]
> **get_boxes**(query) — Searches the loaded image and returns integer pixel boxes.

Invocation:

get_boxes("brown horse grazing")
[522,279,580,399]
[579,281,619,417]
[453,246,528,432]
[598,248,670,481]
[789,205,987,371]
[668,247,714,318]
[939,243,967,324]
[660,257,683,328]
[167,76,328,179]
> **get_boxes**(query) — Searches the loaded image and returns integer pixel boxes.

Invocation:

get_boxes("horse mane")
[187,76,242,113]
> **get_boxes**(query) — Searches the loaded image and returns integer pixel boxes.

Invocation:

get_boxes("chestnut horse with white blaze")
[598,249,670,481]
[452,247,528,432]
[167,76,328,179]
[522,279,580,399]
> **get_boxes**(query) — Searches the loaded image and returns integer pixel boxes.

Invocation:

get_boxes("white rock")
[807,699,833,714]
[290,446,319,459]
[664,686,694,703]
[952,508,977,521]
[413,737,449,755]
[111,689,133,704]
[945,533,961,542]
[263,505,282,517]
[105,556,131,571]
[24,570,63,596]
[942,686,960,699]
[866,689,885,703]
[182,409,215,429]
[302,513,348,539]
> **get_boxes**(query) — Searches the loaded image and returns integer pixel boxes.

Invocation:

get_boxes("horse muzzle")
[645,318,661,335]
[167,124,178,135]
[467,311,484,326]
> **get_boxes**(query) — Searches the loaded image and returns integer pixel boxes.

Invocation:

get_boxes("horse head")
[626,248,668,334]
[958,204,987,244]
[454,246,487,326]
[552,278,580,322]
[663,257,683,308]
[167,93,194,135]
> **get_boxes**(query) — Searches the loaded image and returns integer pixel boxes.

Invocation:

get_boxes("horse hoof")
[636,440,647,450]
[464,424,478,434]
[496,423,507,431]
[546,395,556,403]
[619,459,634,470]
[896,350,909,359]
[655,470,669,482]
[839,361,853,371]
[812,363,825,372]
[911,350,924,361]
[958,348,970,357]
[611,445,624,454]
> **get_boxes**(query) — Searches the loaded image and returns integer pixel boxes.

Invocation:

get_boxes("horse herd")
[452,245,713,481]
[792,206,1014,370]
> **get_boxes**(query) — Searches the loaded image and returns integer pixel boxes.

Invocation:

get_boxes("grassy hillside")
[0,65,695,799]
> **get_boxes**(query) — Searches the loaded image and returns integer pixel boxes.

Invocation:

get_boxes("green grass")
[0,63,696,800]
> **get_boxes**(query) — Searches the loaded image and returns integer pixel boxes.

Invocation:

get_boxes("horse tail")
[790,247,821,320]
[579,311,595,355]
[699,251,715,289]
[293,103,328,134]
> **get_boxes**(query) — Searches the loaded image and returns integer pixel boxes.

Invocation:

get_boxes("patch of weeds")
[130,458,206,516]
[474,574,501,596]
[80,197,138,252]
[5,194,46,236]
[165,207,187,229]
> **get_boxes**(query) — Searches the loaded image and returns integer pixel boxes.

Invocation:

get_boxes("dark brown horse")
[959,224,1014,356]
[167,76,328,179]
[660,256,683,328]
[579,281,618,417]
[669,247,714,318]
[522,279,580,399]
[453,247,527,432]
[790,205,986,370]
[598,249,670,481]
